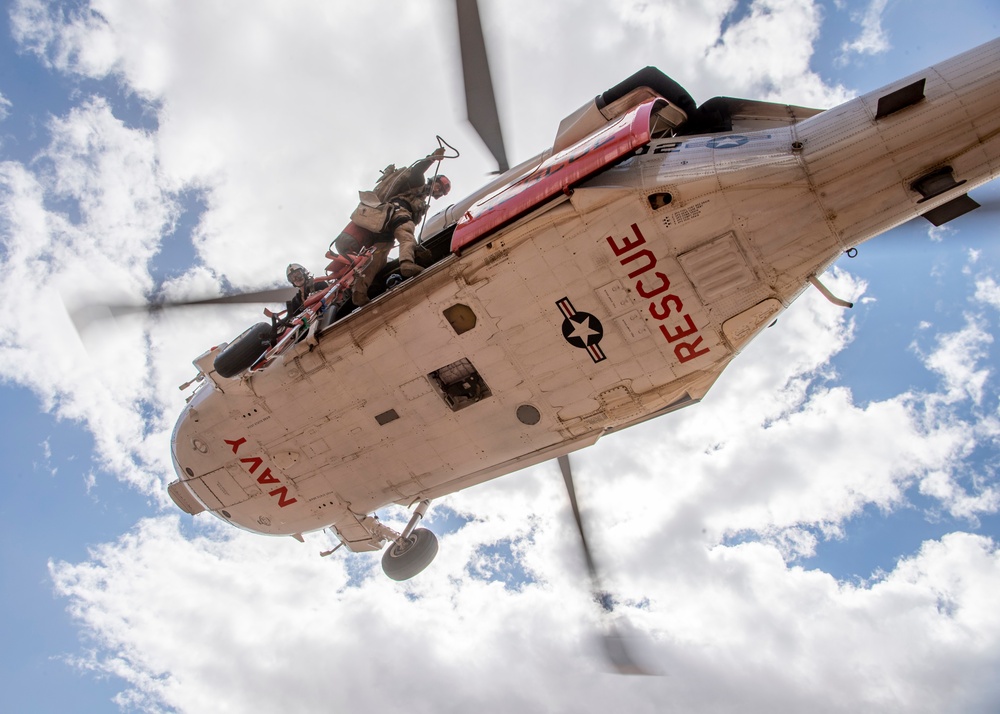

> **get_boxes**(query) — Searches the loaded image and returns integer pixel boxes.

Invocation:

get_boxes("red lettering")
[606,223,647,256]
[269,486,298,508]
[229,449,297,507]
[660,314,699,343]
[256,467,280,485]
[636,272,670,299]
[675,337,711,363]
[601,221,712,364]
[621,249,656,279]
[224,437,246,454]
[649,294,683,320]
[240,456,263,474]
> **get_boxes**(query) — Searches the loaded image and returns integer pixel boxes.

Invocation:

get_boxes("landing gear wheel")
[381,528,439,581]
[213,322,271,378]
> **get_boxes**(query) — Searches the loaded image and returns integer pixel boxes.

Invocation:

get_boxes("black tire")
[381,528,439,581]
[213,322,272,378]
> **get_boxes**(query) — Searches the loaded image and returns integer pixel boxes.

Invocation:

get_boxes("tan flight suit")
[351,175,434,306]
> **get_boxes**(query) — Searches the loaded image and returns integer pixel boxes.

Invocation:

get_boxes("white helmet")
[286,263,309,286]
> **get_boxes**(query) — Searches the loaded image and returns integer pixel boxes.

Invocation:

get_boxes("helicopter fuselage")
[169,39,1000,551]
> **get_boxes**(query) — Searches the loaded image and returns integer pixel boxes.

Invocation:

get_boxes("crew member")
[351,149,451,306]
[284,263,329,315]
[332,221,375,257]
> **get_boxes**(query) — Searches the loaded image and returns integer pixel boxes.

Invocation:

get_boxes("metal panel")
[678,232,756,303]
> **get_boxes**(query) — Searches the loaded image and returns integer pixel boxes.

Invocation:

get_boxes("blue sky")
[0,391,143,712]
[2,1,1000,713]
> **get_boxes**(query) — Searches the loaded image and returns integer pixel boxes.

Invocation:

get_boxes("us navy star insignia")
[687,133,771,150]
[556,297,607,363]
[566,314,601,344]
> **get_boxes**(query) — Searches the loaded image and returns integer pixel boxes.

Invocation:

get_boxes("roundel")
[555,297,607,363]
[561,312,604,348]
[706,135,749,149]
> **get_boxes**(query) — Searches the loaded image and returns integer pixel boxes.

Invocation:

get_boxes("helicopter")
[163,2,999,625]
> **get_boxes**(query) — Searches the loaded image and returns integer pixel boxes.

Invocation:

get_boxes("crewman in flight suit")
[346,148,452,306]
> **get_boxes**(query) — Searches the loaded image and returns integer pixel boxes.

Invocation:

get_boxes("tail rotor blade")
[455,0,509,173]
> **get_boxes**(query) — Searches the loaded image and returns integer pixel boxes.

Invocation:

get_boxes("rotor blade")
[150,286,297,309]
[558,455,602,587]
[117,286,296,315]
[69,286,296,332]
[557,455,652,676]
[455,0,509,173]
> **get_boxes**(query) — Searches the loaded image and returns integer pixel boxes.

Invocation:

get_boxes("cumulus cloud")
[909,313,1000,520]
[917,315,993,406]
[10,0,120,77]
[4,0,999,711]
[705,0,852,106]
[47,265,1000,712]
[50,511,1000,712]
[976,276,1000,309]
[0,110,168,493]
[0,95,264,496]
[838,0,892,63]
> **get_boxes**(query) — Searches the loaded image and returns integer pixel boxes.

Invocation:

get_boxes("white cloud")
[34,437,58,476]
[0,99,197,496]
[4,0,999,711]
[916,315,992,406]
[906,315,999,520]
[838,0,891,62]
[43,265,1000,711]
[929,224,955,242]
[976,277,1000,310]
[10,0,120,77]
[705,0,853,106]
[50,519,1000,713]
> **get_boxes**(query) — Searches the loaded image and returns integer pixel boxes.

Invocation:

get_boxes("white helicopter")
[161,1,998,651]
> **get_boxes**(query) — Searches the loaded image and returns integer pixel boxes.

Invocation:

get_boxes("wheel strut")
[400,499,431,541]
[366,499,433,546]
[379,500,438,581]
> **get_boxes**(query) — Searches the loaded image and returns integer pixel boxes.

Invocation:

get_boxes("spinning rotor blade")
[69,286,296,332]
[557,455,652,676]
[455,0,509,173]
[118,286,297,314]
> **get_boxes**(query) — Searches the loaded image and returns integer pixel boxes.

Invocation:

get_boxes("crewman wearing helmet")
[284,263,329,316]
[350,148,452,306]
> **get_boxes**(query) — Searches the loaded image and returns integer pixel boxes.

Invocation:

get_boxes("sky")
[1,0,1000,712]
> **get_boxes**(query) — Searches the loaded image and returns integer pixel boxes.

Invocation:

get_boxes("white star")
[567,315,600,343]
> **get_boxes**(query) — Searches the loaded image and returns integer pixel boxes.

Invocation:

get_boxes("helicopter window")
[428,358,492,412]
[647,193,672,210]
[443,304,477,335]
